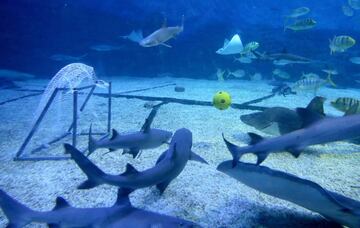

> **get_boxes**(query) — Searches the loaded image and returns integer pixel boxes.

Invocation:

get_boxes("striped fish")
[285,18,316,31]
[329,35,356,54]
[292,74,336,94]
[331,97,360,114]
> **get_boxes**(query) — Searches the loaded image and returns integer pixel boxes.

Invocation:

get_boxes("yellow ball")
[213,91,232,110]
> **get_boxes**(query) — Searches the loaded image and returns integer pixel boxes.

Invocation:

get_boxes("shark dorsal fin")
[248,132,264,145]
[296,108,324,128]
[162,17,167,28]
[110,129,119,140]
[306,96,325,116]
[120,164,139,176]
[115,188,133,206]
[53,197,70,210]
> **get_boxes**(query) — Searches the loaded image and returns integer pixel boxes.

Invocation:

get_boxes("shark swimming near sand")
[65,128,207,193]
[224,109,360,165]
[0,188,200,227]
[252,50,313,65]
[122,15,184,48]
[217,159,360,228]
[88,104,172,157]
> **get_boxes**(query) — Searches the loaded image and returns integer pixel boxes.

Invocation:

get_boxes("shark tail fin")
[64,143,105,190]
[180,15,185,31]
[88,124,98,156]
[327,73,337,87]
[0,189,34,228]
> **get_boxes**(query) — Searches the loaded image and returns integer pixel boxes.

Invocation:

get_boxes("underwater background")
[1,0,360,86]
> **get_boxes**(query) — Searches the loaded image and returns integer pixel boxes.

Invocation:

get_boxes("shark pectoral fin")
[120,164,139,176]
[156,179,172,194]
[286,147,302,158]
[190,151,208,164]
[53,197,70,210]
[248,132,264,145]
[160,43,172,48]
[256,152,269,165]
[78,180,101,190]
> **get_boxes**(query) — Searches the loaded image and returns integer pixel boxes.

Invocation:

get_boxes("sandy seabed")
[0,76,359,227]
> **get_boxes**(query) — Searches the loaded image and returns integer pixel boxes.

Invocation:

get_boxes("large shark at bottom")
[65,128,207,193]
[217,160,360,228]
[0,188,200,228]
[224,110,360,165]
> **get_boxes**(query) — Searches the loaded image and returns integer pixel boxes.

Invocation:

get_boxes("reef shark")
[0,188,200,227]
[217,160,360,228]
[65,128,207,193]
[252,50,313,65]
[88,104,172,158]
[224,109,360,165]
[124,16,184,48]
[240,96,326,135]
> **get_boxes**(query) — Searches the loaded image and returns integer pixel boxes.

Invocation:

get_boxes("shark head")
[139,37,158,47]
[151,129,173,144]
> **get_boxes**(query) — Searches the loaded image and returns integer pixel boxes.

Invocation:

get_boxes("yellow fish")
[329,35,356,54]
[331,97,360,114]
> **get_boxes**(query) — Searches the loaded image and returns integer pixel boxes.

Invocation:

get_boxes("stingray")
[216,34,244,55]
[240,96,325,135]
[217,160,360,227]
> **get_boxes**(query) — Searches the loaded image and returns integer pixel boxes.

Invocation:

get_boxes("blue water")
[1,0,360,86]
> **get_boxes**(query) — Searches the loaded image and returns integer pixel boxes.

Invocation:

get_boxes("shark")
[0,188,200,227]
[224,109,360,165]
[217,160,360,228]
[88,104,172,158]
[65,128,208,193]
[126,15,184,48]
[240,96,326,136]
[252,50,313,65]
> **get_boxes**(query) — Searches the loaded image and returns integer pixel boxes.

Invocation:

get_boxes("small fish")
[250,73,262,81]
[329,35,356,54]
[272,69,290,79]
[293,73,336,93]
[228,69,245,78]
[349,0,360,9]
[350,56,360,64]
[50,54,87,62]
[342,5,354,16]
[234,56,252,64]
[321,69,339,75]
[241,41,259,55]
[285,7,310,18]
[285,18,316,31]
[90,44,123,52]
[331,97,360,114]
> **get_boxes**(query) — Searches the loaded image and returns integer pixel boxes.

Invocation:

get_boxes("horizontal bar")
[14,156,71,161]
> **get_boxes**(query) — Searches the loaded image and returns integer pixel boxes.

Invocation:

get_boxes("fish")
[216,34,244,55]
[217,160,360,228]
[234,56,252,64]
[250,73,262,81]
[350,56,360,64]
[272,69,290,79]
[292,73,336,94]
[120,30,144,43]
[342,5,354,16]
[0,78,19,89]
[285,7,310,18]
[240,96,325,136]
[223,109,360,165]
[321,69,339,76]
[329,35,356,54]
[90,44,123,52]
[228,69,245,78]
[88,105,172,157]
[285,18,316,31]
[331,97,360,114]
[0,69,35,80]
[253,51,313,65]
[65,128,207,192]
[0,188,200,227]
[216,68,226,81]
[349,0,360,9]
[139,15,184,48]
[241,41,259,55]
[49,54,87,62]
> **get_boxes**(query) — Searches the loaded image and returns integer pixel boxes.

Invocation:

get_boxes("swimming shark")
[240,96,326,135]
[65,128,207,193]
[252,50,313,65]
[0,188,200,227]
[88,104,172,158]
[138,15,184,48]
[224,109,360,165]
[217,160,360,228]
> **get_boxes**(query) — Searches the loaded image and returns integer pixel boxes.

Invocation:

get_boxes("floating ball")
[213,91,231,110]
